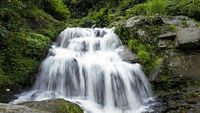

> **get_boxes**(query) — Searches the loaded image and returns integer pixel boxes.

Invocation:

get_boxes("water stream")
[11,28,153,113]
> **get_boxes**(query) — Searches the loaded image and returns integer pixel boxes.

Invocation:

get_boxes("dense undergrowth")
[0,0,199,94]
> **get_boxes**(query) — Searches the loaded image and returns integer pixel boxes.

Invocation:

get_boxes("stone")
[175,28,200,49]
[149,58,164,82]
[158,40,174,48]
[162,16,198,29]
[20,99,83,113]
[116,46,138,63]
[0,103,49,113]
[158,32,176,40]
[167,52,200,79]
[125,16,164,28]
[125,16,145,27]
[158,32,176,48]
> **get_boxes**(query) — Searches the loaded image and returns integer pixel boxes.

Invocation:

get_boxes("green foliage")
[188,0,200,20]
[125,0,200,20]
[42,0,71,20]
[115,27,130,45]
[83,8,109,27]
[0,31,50,88]
[0,9,28,31]
[126,4,147,17]
[126,0,167,17]
[146,0,167,16]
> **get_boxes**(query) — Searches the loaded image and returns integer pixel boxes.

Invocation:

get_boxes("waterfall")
[11,28,153,113]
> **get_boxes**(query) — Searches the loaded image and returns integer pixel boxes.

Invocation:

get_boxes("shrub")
[1,31,50,88]
[188,0,200,20]
[126,0,167,16]
[83,8,109,27]
[42,0,71,20]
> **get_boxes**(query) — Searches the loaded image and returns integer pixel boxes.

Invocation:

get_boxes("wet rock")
[20,99,83,113]
[116,46,138,63]
[175,28,200,49]
[0,103,49,113]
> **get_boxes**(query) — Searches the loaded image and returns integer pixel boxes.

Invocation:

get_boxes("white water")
[11,28,153,113]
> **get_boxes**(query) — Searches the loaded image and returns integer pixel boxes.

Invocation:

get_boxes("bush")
[126,0,167,16]
[83,8,109,27]
[42,0,71,20]
[0,31,50,88]
[188,0,200,20]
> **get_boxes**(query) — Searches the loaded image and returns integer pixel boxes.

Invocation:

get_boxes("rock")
[158,32,176,48]
[158,32,176,40]
[175,28,200,49]
[125,16,164,28]
[149,58,164,82]
[158,40,174,48]
[168,52,200,79]
[162,16,198,29]
[20,99,83,113]
[125,16,145,27]
[116,46,138,63]
[0,103,49,113]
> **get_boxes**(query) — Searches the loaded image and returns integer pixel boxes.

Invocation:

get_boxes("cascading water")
[11,28,153,113]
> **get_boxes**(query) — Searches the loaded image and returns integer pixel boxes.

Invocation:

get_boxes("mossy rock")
[21,99,84,113]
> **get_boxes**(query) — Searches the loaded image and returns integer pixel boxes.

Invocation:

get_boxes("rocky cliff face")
[112,15,200,113]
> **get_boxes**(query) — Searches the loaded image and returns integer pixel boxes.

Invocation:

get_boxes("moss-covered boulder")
[20,99,84,113]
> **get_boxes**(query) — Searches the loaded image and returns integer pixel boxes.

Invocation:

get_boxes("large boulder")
[20,99,83,113]
[175,28,200,49]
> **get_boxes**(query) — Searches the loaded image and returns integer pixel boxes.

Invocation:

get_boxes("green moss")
[169,24,177,31]
[128,39,136,51]
[138,50,150,63]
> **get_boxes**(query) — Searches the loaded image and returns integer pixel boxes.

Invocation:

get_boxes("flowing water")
[11,28,153,113]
